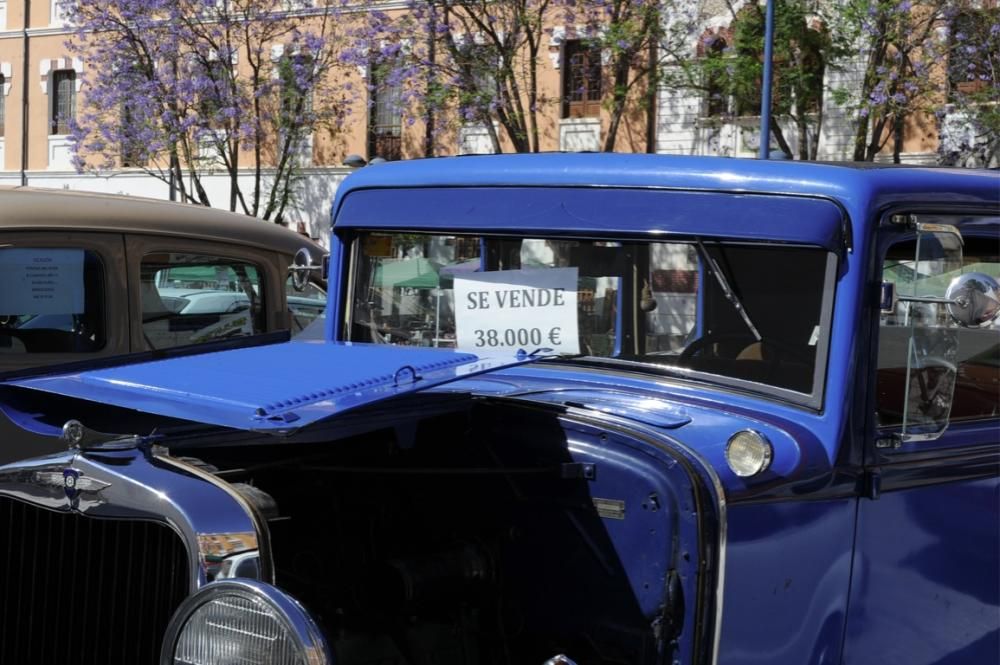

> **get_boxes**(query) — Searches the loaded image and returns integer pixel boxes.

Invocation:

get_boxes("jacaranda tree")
[938,1,999,167]
[66,0,383,222]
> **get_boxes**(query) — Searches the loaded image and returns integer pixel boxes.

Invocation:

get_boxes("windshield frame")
[342,230,839,411]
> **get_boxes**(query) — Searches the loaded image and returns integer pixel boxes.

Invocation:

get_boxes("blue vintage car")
[0,155,996,665]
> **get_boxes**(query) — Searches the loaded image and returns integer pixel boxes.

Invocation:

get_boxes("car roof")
[333,153,999,229]
[0,186,325,256]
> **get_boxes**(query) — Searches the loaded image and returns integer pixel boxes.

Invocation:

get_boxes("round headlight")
[725,430,773,477]
[161,579,331,665]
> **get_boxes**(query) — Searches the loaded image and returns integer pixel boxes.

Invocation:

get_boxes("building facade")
[0,1,991,244]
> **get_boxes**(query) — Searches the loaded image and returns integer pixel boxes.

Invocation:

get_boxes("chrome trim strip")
[556,406,728,665]
[156,452,276,586]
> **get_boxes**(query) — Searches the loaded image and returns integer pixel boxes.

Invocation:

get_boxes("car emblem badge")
[29,468,111,507]
[63,469,81,501]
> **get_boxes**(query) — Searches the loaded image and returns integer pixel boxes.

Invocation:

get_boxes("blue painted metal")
[319,155,1000,665]
[720,499,856,665]
[760,0,776,159]
[334,187,847,251]
[323,233,343,343]
[4,342,537,433]
[329,154,998,215]
[516,389,692,429]
[839,214,1000,665]
[843,475,999,664]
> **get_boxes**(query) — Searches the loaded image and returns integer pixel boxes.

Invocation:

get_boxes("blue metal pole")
[759,0,776,159]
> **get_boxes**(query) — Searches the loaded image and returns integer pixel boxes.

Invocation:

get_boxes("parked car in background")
[0,187,326,463]
[0,156,996,665]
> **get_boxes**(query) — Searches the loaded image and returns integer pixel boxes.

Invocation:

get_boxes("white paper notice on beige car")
[454,268,580,355]
[0,248,85,315]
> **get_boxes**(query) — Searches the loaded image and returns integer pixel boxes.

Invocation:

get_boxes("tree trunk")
[809,107,823,160]
[892,115,904,163]
[853,32,888,161]
[865,115,889,161]
[796,114,808,160]
[645,30,658,154]
[603,55,632,151]
[769,115,793,157]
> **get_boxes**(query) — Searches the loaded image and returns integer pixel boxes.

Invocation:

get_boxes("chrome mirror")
[945,271,1000,328]
[289,247,321,292]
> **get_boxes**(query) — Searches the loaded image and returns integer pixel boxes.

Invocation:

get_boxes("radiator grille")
[0,496,190,664]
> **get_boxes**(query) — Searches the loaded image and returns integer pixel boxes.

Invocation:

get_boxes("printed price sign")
[0,248,85,316]
[454,268,579,355]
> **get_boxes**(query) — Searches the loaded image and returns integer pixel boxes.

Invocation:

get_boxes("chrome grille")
[0,496,189,664]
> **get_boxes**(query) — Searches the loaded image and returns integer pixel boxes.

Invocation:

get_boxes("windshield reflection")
[349,232,833,398]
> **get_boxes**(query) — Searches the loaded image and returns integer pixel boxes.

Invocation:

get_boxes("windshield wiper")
[695,239,762,341]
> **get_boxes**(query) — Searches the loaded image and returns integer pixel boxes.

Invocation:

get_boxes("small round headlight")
[161,579,330,665]
[725,430,773,477]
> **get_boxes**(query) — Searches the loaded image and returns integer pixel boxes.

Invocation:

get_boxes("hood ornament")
[61,419,156,451]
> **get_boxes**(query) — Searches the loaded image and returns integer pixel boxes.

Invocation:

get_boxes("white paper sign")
[454,268,579,354]
[0,248,86,316]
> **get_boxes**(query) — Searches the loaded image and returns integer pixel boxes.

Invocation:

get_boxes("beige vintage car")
[0,187,327,462]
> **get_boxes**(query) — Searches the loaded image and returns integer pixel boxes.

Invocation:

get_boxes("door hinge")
[875,433,902,449]
[864,469,882,500]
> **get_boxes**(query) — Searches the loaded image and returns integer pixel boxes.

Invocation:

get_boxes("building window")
[50,0,68,26]
[703,36,728,117]
[0,73,5,136]
[198,57,230,129]
[278,54,314,165]
[278,53,314,128]
[120,102,144,167]
[368,60,403,162]
[49,69,75,135]
[562,40,602,118]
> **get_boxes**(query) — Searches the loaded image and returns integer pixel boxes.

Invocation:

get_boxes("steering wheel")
[679,332,759,361]
[680,332,815,366]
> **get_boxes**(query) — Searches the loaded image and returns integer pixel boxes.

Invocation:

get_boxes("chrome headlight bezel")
[160,578,331,665]
[725,429,773,478]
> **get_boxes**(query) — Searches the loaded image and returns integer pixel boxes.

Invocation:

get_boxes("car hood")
[3,341,540,434]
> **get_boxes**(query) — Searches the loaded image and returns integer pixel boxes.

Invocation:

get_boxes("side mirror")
[945,272,1000,328]
[289,247,324,292]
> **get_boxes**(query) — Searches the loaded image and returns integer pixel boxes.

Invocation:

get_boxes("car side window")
[0,247,106,354]
[876,228,1000,429]
[140,253,265,350]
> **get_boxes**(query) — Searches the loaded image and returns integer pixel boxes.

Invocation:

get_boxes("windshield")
[348,232,835,402]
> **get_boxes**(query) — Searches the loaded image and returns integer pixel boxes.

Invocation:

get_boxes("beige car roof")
[0,186,325,256]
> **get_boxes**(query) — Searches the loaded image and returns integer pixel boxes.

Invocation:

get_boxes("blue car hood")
[4,341,539,434]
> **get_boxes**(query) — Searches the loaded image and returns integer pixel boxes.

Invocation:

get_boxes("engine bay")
[181,402,704,665]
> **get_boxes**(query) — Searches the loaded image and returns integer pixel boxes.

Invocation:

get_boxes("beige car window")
[285,275,326,339]
[141,253,264,350]
[0,247,106,354]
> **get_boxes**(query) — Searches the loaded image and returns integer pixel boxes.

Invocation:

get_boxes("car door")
[124,234,285,352]
[0,231,129,463]
[843,213,999,665]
